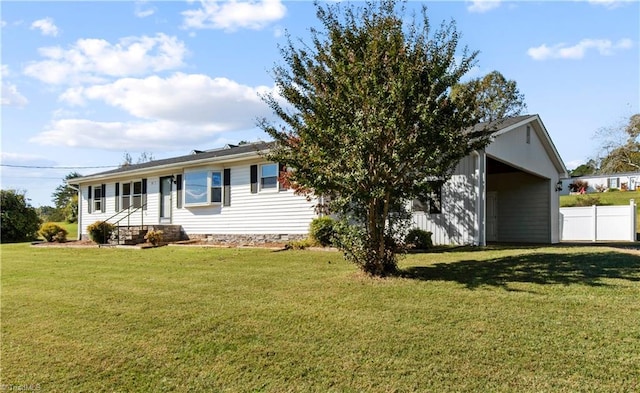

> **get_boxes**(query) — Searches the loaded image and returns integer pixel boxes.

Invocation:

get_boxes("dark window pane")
[211,188,222,203]
[261,177,277,189]
[133,181,142,195]
[123,196,131,210]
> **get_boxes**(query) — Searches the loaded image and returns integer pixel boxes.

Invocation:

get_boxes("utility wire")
[1,164,118,169]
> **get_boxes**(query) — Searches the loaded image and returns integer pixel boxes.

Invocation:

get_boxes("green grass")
[560,190,640,208]
[56,221,78,240]
[2,244,640,392]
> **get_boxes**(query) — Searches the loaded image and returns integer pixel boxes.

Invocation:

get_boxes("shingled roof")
[72,114,542,184]
[72,141,274,183]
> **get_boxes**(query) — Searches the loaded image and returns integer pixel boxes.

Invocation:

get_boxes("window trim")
[412,181,443,215]
[608,177,620,189]
[259,163,279,192]
[183,169,225,207]
[93,185,103,213]
[120,180,146,210]
[89,184,106,214]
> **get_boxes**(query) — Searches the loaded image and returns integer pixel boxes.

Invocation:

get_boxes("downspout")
[473,150,487,246]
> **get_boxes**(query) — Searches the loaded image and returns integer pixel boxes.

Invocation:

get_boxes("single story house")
[71,114,567,245]
[559,171,640,195]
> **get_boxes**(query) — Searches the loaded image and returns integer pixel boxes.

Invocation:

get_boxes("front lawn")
[2,244,639,392]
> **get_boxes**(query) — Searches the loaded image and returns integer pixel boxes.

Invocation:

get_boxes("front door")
[160,176,173,224]
[486,192,498,242]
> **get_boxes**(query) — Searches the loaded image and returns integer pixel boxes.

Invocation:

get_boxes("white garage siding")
[487,172,550,243]
[412,155,478,245]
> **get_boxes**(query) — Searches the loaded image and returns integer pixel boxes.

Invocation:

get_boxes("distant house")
[71,114,567,245]
[559,172,640,195]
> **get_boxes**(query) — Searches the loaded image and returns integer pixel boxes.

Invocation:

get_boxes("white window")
[122,181,143,209]
[608,177,620,189]
[184,170,224,206]
[261,163,278,190]
[412,181,443,214]
[211,171,222,203]
[93,186,103,213]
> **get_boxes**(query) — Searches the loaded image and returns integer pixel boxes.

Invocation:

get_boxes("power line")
[1,164,118,169]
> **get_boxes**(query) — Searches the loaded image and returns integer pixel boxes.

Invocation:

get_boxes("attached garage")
[412,114,568,245]
[483,115,568,244]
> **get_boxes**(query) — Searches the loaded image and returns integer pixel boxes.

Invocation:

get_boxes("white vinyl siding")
[79,163,316,239]
[488,172,550,243]
[173,163,316,235]
[411,155,478,245]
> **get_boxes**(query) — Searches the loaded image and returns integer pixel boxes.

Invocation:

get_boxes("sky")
[1,0,639,207]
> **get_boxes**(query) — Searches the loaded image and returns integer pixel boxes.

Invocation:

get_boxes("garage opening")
[486,157,551,243]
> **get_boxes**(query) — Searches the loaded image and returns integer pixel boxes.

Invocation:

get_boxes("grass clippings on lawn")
[2,244,639,392]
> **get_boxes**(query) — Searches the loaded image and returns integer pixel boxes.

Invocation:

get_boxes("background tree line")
[571,114,640,177]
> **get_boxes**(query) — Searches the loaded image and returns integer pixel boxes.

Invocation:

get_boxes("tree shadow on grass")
[400,251,640,289]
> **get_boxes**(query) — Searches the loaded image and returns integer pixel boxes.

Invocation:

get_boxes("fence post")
[630,199,636,242]
[592,204,597,242]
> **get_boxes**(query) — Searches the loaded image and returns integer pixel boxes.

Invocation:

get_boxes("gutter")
[72,149,268,184]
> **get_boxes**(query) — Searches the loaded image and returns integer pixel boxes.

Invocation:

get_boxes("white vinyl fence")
[560,200,637,242]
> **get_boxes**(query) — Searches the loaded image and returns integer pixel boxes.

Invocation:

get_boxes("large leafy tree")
[52,172,81,223]
[260,1,498,276]
[598,114,640,173]
[452,70,527,122]
[570,159,598,177]
[1,189,42,243]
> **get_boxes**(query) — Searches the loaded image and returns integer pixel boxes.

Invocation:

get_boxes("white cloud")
[30,119,232,150]
[0,152,55,165]
[134,0,156,18]
[30,17,59,37]
[2,82,29,107]
[1,64,28,107]
[182,0,286,31]
[36,73,283,150]
[586,0,627,9]
[23,33,187,85]
[527,38,634,60]
[467,0,501,13]
[1,20,6,28]
[59,73,277,126]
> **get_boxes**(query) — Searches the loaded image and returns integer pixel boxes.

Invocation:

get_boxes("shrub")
[309,216,336,247]
[568,180,589,193]
[87,221,115,244]
[608,188,619,192]
[0,189,42,243]
[595,184,607,193]
[144,230,164,246]
[333,221,398,276]
[39,222,68,243]
[404,228,433,249]
[285,237,315,250]
[574,195,601,207]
